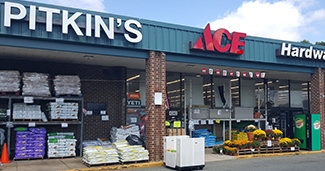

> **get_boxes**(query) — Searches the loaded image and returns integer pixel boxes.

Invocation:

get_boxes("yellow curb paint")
[236,150,325,159]
[68,162,164,171]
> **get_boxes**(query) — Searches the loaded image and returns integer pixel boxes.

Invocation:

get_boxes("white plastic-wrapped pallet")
[47,132,77,158]
[47,102,78,120]
[22,72,50,96]
[113,140,149,162]
[0,70,20,92]
[12,103,42,120]
[110,125,140,143]
[82,146,119,165]
[53,75,81,96]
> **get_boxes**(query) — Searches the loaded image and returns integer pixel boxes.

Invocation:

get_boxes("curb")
[236,150,325,159]
[62,162,164,171]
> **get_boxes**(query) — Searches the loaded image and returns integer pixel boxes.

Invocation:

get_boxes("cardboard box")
[166,128,186,136]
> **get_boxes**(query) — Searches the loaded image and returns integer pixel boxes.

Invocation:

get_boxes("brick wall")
[310,68,325,149]
[145,51,166,161]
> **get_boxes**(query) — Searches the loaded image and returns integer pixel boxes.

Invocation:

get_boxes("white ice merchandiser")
[164,136,205,170]
[164,136,189,168]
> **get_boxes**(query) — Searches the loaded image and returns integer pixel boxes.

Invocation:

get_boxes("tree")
[300,39,312,44]
[315,41,325,46]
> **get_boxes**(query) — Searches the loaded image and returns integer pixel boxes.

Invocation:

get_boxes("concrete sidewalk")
[0,149,324,171]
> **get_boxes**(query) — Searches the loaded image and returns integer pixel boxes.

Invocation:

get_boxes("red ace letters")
[192,24,246,55]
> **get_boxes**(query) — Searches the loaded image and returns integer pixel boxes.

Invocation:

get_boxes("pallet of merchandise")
[280,146,300,152]
[225,132,248,141]
[237,148,259,155]
[47,132,77,160]
[166,128,186,136]
[260,140,280,147]
[83,145,119,167]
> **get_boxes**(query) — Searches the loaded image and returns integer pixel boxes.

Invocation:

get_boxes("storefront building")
[0,0,324,162]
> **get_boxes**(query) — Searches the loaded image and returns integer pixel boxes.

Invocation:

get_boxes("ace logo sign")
[191,23,246,55]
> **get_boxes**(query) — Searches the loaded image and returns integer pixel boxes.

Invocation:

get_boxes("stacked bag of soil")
[53,75,81,96]
[113,140,149,162]
[83,146,119,165]
[22,72,50,96]
[47,132,77,158]
[47,102,79,120]
[0,70,20,93]
[15,127,46,159]
[110,125,140,143]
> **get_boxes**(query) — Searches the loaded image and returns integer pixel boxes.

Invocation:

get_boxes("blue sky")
[26,0,325,43]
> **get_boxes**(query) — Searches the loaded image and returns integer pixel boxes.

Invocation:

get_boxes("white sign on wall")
[277,42,325,60]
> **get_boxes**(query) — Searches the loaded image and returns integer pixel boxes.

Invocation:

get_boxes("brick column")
[310,68,325,149]
[145,51,166,161]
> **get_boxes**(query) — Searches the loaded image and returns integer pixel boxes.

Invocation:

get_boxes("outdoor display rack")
[0,95,84,159]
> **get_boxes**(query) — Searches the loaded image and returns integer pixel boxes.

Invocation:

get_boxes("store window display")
[126,69,146,126]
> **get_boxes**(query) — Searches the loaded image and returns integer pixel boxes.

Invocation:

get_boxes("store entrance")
[268,107,306,138]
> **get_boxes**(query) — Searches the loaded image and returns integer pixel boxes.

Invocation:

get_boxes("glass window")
[183,75,205,106]
[238,78,265,109]
[231,78,239,107]
[126,69,145,106]
[213,77,232,108]
[126,69,145,126]
[240,79,256,108]
[296,81,310,109]
[290,81,304,108]
[167,72,182,108]
[267,79,289,107]
[254,79,265,110]
[203,75,213,106]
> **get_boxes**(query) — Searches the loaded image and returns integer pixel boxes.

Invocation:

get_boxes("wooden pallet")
[237,148,259,155]
[13,119,42,122]
[259,146,281,154]
[48,155,76,159]
[0,91,20,96]
[83,161,120,167]
[55,94,82,98]
[14,157,44,161]
[281,146,300,152]
[235,146,300,156]
[119,160,149,165]
[50,118,78,122]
